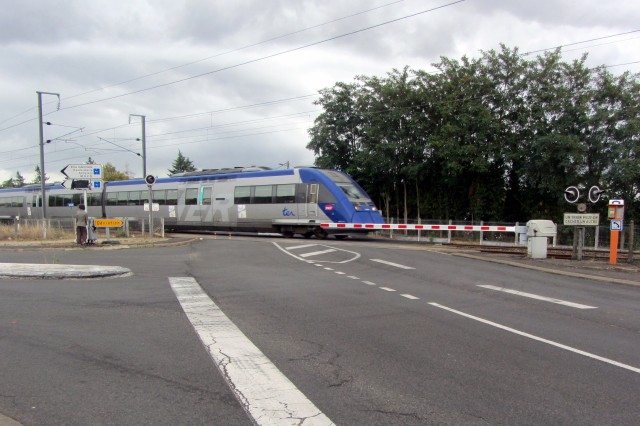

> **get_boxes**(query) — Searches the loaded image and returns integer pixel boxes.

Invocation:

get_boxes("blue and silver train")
[0,167,384,238]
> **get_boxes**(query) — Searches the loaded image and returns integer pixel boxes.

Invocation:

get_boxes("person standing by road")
[75,204,88,245]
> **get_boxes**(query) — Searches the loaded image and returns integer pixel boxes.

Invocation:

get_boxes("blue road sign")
[610,220,623,231]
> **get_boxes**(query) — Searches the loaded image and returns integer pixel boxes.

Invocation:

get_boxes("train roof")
[169,166,273,177]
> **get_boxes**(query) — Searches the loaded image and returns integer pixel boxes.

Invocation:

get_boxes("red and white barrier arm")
[320,223,517,232]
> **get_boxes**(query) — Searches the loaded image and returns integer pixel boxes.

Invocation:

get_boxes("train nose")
[350,211,384,224]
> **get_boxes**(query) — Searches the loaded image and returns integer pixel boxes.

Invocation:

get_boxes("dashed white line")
[379,287,396,292]
[430,302,640,374]
[347,275,360,280]
[370,259,415,270]
[362,281,377,286]
[169,277,334,425]
[324,267,334,271]
[335,271,346,275]
[401,294,420,300]
[478,284,598,309]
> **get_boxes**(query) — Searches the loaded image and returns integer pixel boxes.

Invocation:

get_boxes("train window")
[185,188,198,205]
[166,189,178,205]
[117,191,128,206]
[275,184,296,203]
[234,186,251,204]
[254,185,273,204]
[72,194,82,206]
[128,191,142,206]
[200,187,212,205]
[153,190,166,205]
[88,193,101,206]
[106,193,118,206]
[336,183,366,200]
[63,194,73,207]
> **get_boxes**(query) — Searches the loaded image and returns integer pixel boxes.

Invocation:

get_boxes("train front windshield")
[320,170,377,211]
[336,182,367,200]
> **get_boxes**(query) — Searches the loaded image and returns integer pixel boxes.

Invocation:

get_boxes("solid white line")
[286,244,317,250]
[362,281,377,286]
[401,294,420,300]
[370,259,415,270]
[300,249,337,258]
[379,287,396,292]
[169,277,334,425]
[478,284,598,309]
[429,302,640,374]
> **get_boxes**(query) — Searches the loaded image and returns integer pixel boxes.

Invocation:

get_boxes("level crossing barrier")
[320,223,516,232]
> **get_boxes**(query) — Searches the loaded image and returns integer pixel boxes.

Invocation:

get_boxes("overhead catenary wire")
[57,1,467,111]
[0,0,410,127]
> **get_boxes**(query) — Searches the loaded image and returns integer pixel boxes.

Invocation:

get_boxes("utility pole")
[129,114,146,177]
[37,91,60,219]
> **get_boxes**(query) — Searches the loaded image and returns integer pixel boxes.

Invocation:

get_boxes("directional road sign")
[61,164,103,180]
[61,179,102,190]
[94,219,124,227]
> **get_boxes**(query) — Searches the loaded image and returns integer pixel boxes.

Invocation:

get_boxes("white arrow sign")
[61,164,103,179]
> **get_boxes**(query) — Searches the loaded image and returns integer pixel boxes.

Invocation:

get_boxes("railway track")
[473,244,616,260]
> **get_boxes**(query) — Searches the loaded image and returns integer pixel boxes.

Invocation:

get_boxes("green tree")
[32,165,48,184]
[168,150,196,175]
[308,45,640,223]
[103,163,129,181]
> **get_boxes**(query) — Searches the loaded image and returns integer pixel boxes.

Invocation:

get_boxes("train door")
[199,186,213,225]
[297,183,319,219]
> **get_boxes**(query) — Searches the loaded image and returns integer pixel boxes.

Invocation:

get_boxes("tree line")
[307,45,640,222]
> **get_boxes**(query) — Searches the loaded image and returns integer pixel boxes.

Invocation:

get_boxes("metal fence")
[2,217,165,240]
[380,218,639,252]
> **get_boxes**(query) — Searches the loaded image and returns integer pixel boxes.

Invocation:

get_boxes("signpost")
[61,164,103,208]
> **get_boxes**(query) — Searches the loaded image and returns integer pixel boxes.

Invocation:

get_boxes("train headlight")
[353,203,361,211]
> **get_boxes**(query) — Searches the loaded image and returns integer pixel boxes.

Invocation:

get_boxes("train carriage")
[0,167,384,238]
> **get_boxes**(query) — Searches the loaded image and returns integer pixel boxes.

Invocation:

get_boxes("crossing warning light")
[145,175,156,186]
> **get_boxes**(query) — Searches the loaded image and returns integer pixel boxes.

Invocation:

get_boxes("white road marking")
[370,259,415,270]
[401,294,420,300]
[362,281,377,286]
[324,267,334,271]
[478,284,597,309]
[347,276,360,280]
[286,244,317,250]
[169,277,334,425]
[335,271,346,275]
[429,302,640,374]
[300,249,337,258]
[273,242,361,264]
[379,287,396,292]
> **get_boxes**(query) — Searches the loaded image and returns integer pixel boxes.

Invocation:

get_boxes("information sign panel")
[61,164,103,179]
[563,213,600,226]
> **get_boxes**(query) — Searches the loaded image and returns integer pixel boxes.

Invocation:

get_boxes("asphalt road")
[1,236,639,425]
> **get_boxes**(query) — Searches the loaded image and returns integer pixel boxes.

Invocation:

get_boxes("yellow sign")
[94,219,124,227]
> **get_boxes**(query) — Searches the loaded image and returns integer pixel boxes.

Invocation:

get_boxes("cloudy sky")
[1,0,638,184]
